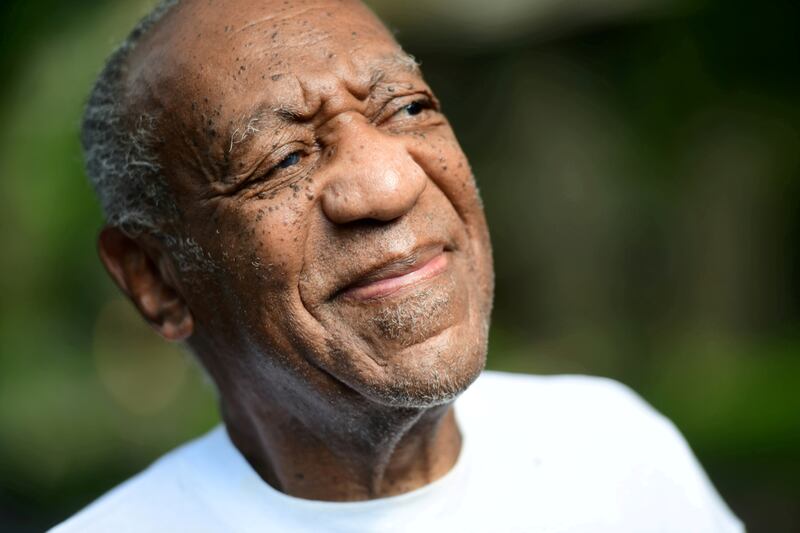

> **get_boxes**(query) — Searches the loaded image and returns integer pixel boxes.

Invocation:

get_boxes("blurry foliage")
[1,0,798,531]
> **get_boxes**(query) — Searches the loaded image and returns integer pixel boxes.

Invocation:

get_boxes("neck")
[222,397,462,501]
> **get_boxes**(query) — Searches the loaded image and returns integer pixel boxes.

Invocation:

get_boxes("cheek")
[407,130,494,299]
[223,184,312,256]
[407,131,483,220]
[199,198,315,356]
[190,186,316,317]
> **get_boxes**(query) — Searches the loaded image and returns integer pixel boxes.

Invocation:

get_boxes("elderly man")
[53,0,742,531]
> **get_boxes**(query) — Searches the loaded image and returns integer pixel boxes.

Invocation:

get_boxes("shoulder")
[459,370,707,475]
[459,370,655,425]
[457,371,745,532]
[463,372,713,478]
[49,427,227,533]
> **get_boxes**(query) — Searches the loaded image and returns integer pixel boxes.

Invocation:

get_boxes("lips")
[335,243,449,302]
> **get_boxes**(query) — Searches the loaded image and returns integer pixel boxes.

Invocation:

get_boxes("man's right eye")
[275,151,302,170]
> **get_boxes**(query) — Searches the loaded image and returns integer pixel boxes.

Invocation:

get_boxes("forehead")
[128,0,409,120]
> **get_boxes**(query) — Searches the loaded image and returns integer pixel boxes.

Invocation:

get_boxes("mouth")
[335,244,449,302]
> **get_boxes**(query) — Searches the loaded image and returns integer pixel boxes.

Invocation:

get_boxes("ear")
[98,226,194,341]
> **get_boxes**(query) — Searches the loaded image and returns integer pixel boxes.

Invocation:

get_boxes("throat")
[223,401,463,501]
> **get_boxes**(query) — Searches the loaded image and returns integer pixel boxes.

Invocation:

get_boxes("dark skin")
[98,0,494,501]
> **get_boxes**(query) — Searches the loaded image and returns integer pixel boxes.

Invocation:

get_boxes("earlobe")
[97,227,194,341]
[158,298,194,341]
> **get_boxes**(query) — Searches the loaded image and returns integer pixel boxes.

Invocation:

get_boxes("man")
[53,0,743,531]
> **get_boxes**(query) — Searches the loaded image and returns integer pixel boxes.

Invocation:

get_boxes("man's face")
[131,0,493,410]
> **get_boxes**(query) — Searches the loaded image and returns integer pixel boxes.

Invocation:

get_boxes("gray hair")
[81,0,180,238]
[82,0,217,273]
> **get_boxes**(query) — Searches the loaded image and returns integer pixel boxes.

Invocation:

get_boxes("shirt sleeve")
[608,380,746,533]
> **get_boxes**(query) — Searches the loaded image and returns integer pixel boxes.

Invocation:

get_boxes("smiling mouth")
[338,244,449,302]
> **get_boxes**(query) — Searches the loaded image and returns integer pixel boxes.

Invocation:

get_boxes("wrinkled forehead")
[126,0,407,119]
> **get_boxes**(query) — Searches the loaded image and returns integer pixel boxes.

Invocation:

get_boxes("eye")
[275,151,302,170]
[404,101,424,116]
[379,96,438,128]
[402,99,431,117]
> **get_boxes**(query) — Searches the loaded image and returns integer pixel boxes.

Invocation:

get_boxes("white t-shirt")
[51,371,744,532]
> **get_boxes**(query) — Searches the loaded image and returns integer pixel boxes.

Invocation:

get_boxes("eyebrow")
[388,51,420,74]
[225,105,300,155]
[275,106,305,122]
[369,68,386,93]
[228,111,266,152]
[366,50,420,84]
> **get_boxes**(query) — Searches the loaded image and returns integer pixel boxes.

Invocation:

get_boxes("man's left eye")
[379,97,436,126]
[404,101,425,116]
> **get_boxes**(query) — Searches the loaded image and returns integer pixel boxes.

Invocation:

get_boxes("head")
[85,0,494,425]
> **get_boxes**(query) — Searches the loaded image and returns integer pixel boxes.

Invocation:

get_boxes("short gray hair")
[81,0,180,238]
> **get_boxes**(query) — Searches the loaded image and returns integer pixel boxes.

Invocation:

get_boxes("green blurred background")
[1,0,798,531]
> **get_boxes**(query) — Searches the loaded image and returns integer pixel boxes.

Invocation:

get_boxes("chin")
[354,322,489,409]
[310,252,493,409]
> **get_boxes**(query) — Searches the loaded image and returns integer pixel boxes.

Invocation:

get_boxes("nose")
[320,117,427,225]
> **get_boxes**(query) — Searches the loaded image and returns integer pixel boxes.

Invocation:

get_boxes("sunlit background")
[1,0,798,531]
